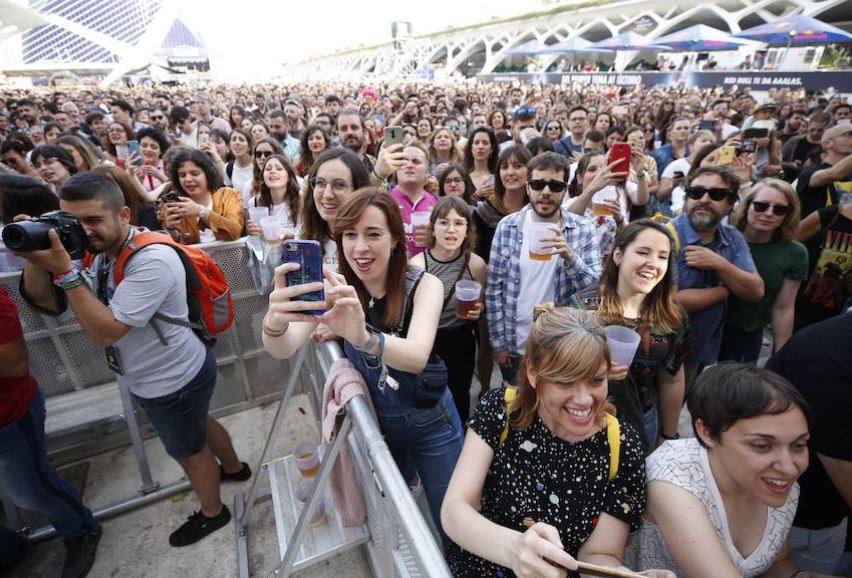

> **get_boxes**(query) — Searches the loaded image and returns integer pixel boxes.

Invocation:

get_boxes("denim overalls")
[343,268,463,550]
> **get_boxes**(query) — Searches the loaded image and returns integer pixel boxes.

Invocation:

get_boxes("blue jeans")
[719,322,763,364]
[789,519,847,574]
[0,389,99,551]
[643,407,659,449]
[376,388,463,550]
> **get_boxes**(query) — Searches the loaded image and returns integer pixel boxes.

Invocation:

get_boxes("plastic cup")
[410,211,431,247]
[528,221,554,261]
[591,189,618,217]
[293,441,319,479]
[247,207,269,234]
[605,325,641,367]
[295,479,327,526]
[260,215,290,244]
[454,279,481,319]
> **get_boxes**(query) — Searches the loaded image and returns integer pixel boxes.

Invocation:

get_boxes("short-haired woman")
[629,362,813,578]
[722,179,808,362]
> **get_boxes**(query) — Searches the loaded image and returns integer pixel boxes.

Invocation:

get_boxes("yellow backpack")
[499,387,621,482]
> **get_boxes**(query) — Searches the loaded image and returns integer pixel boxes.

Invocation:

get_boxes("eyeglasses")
[254,150,274,158]
[528,179,567,193]
[150,115,164,121]
[310,177,351,193]
[751,200,792,216]
[685,186,731,201]
[444,177,464,186]
[435,219,468,229]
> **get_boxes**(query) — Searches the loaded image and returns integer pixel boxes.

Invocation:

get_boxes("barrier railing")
[234,339,451,578]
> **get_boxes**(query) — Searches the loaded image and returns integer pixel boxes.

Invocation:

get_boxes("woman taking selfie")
[299,147,371,269]
[411,196,487,420]
[721,179,807,362]
[569,220,690,449]
[630,363,816,578]
[263,188,463,547]
[160,148,244,244]
[442,306,669,578]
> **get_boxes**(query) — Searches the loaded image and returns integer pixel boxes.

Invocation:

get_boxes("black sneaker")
[219,462,252,482]
[62,526,102,578]
[169,505,231,547]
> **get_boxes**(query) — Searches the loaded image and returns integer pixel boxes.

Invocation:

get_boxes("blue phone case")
[282,240,325,316]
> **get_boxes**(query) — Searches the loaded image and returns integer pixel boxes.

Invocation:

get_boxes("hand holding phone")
[607,142,631,179]
[281,240,325,316]
[385,126,404,146]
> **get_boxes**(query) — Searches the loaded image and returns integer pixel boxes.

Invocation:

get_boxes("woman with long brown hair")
[263,188,463,549]
[569,220,690,450]
[442,305,664,577]
[245,153,301,235]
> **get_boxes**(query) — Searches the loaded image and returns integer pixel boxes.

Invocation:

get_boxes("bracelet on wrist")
[262,316,288,337]
[53,269,81,288]
[59,276,86,291]
[661,432,680,440]
[52,267,76,282]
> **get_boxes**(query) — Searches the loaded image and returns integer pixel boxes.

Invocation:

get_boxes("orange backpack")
[85,231,234,344]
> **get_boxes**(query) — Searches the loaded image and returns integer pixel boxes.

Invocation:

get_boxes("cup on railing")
[410,211,431,247]
[293,441,319,479]
[295,479,328,527]
[604,325,641,367]
[454,279,481,319]
[528,221,555,261]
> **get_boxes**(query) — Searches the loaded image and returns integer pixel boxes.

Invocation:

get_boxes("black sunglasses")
[528,179,567,193]
[686,186,731,202]
[752,200,792,216]
[254,150,274,158]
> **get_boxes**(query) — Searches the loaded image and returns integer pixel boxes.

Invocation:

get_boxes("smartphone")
[198,132,210,146]
[385,125,404,146]
[743,128,769,140]
[115,144,129,160]
[127,140,142,166]
[739,139,757,154]
[698,120,716,132]
[607,142,631,177]
[673,170,685,180]
[717,146,736,165]
[159,190,181,204]
[282,240,325,316]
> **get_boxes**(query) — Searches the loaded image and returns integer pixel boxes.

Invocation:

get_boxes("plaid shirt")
[486,205,602,352]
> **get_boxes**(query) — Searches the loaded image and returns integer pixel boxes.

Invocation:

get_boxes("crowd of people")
[0,79,850,578]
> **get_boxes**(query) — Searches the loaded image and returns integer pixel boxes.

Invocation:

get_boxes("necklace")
[369,297,375,309]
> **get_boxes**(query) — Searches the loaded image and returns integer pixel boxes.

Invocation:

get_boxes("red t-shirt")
[0,287,38,427]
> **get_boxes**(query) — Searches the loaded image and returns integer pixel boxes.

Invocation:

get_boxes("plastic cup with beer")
[410,211,432,247]
[260,215,291,244]
[604,325,641,368]
[454,279,481,319]
[591,189,618,217]
[295,479,327,526]
[293,441,319,479]
[529,221,555,261]
[247,207,269,235]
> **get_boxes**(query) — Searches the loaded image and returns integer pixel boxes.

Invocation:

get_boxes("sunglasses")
[254,150,274,158]
[150,115,164,121]
[528,179,567,193]
[685,186,731,202]
[751,200,792,216]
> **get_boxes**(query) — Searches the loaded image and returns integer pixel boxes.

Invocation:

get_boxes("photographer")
[14,172,248,548]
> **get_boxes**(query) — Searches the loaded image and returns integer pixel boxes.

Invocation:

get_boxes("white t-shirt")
[514,217,558,354]
[628,438,798,577]
[662,157,692,215]
[229,162,254,203]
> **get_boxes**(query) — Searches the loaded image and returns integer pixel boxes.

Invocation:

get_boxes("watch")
[198,208,208,222]
[354,326,384,357]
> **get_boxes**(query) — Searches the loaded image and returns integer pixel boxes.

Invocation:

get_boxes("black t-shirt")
[766,313,852,530]
[796,161,851,217]
[792,137,820,164]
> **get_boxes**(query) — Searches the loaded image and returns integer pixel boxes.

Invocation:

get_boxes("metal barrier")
[235,340,452,578]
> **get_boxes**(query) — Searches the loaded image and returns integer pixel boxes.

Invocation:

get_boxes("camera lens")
[1,221,53,252]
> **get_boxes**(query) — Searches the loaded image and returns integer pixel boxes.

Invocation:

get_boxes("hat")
[821,123,852,144]
[753,100,779,114]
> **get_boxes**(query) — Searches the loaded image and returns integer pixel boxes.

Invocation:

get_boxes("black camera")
[1,211,89,259]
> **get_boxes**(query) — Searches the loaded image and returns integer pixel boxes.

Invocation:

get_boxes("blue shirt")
[651,144,689,179]
[670,215,756,368]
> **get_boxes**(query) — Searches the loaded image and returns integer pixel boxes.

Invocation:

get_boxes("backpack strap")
[665,221,681,255]
[499,386,517,445]
[605,413,620,482]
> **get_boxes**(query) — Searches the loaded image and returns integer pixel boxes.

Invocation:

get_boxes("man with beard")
[486,152,601,384]
[147,107,169,133]
[336,108,405,185]
[15,172,249,548]
[267,109,300,164]
[670,166,764,385]
[782,112,830,182]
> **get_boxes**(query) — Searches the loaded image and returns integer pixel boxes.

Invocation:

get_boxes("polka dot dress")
[446,389,646,577]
